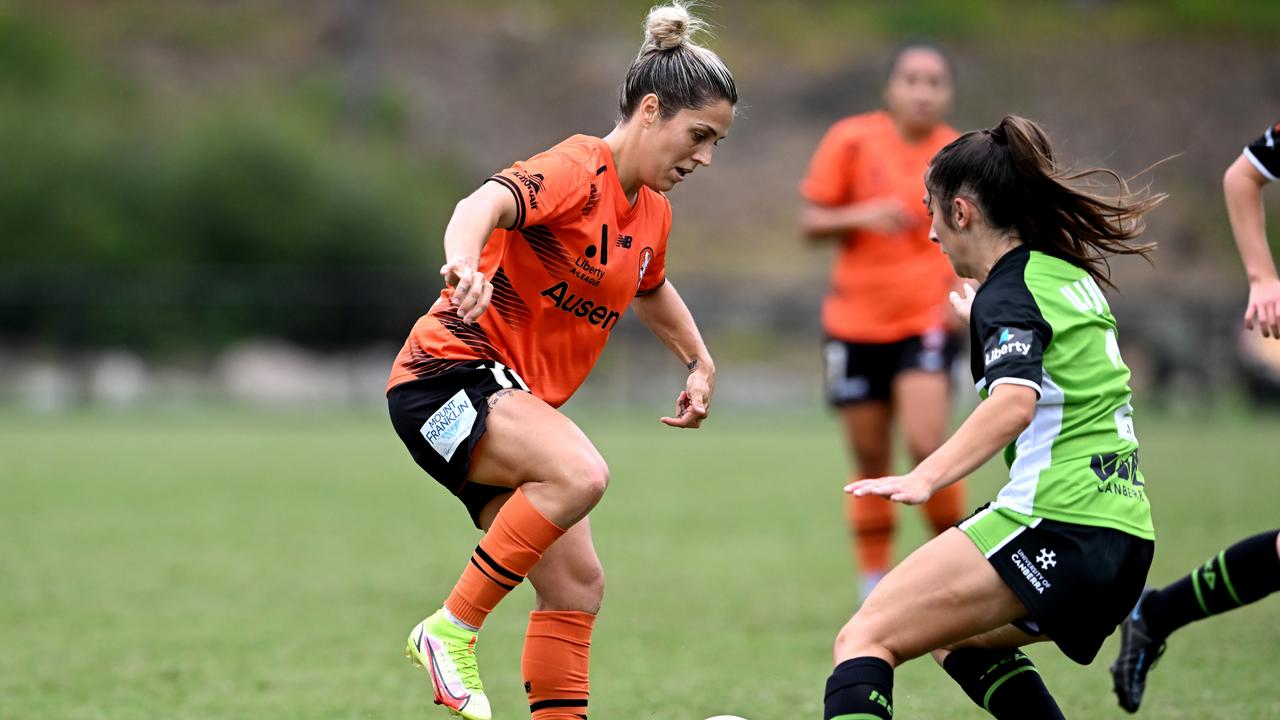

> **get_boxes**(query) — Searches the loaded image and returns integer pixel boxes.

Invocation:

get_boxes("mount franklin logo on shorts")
[984,327,1033,367]
[419,390,477,462]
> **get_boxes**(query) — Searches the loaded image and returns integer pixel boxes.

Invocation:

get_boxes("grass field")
[3,404,1279,719]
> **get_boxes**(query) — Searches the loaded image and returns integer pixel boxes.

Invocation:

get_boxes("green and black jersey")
[969,245,1153,540]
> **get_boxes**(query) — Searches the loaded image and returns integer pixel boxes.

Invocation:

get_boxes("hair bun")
[642,2,705,53]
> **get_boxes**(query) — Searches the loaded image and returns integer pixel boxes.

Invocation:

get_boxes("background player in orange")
[384,4,736,719]
[800,42,966,600]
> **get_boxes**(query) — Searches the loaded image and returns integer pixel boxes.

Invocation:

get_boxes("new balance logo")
[1060,276,1109,315]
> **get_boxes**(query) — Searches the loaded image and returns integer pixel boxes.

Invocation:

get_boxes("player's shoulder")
[523,134,605,185]
[823,111,888,145]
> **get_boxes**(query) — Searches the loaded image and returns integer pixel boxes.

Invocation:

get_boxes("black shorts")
[823,330,960,405]
[387,360,530,528]
[960,504,1155,665]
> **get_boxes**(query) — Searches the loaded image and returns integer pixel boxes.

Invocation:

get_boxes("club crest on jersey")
[984,327,1032,367]
[637,247,654,291]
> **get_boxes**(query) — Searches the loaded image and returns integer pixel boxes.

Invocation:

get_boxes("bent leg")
[929,627,1062,720]
[824,528,1030,720]
[835,527,1029,666]
[444,392,609,629]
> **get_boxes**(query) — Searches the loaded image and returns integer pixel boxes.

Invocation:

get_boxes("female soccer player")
[385,5,736,719]
[821,115,1165,720]
[800,43,966,599]
[1109,121,1280,713]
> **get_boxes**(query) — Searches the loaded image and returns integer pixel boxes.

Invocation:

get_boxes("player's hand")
[661,364,713,428]
[440,257,492,324]
[845,471,935,505]
[1244,277,1280,339]
[858,198,915,235]
[949,282,977,325]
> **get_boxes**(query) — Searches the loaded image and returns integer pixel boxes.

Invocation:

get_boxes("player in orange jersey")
[801,42,968,601]
[386,4,736,719]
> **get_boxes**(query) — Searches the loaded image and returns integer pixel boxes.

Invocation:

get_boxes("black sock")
[942,647,1064,719]
[1143,529,1280,638]
[824,656,894,719]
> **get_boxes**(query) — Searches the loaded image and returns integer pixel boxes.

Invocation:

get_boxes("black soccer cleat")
[1110,587,1168,713]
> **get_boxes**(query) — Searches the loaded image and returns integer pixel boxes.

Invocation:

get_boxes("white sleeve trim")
[1243,147,1278,182]
[989,376,1042,398]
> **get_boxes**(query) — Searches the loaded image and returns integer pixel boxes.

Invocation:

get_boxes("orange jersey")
[387,135,671,407]
[801,110,959,343]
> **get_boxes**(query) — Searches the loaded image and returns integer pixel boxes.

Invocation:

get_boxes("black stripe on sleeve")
[486,175,526,230]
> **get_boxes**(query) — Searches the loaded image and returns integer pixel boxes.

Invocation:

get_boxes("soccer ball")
[704,716,750,720]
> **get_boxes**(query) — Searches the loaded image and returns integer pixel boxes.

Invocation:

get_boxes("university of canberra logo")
[984,327,1032,367]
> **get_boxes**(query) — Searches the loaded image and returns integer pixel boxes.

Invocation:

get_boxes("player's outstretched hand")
[440,257,492,324]
[1244,277,1280,339]
[845,472,934,505]
[661,367,713,429]
[949,282,977,325]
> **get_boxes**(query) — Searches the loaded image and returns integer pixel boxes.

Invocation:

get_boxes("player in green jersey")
[1109,121,1280,713]
[821,115,1166,720]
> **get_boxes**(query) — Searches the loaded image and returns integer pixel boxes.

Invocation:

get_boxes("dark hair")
[618,2,738,121]
[884,40,955,85]
[926,115,1165,288]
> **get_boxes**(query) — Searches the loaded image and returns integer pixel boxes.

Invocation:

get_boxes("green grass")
[3,405,1279,719]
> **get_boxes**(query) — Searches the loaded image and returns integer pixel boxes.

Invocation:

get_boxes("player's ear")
[640,93,661,128]
[952,196,971,229]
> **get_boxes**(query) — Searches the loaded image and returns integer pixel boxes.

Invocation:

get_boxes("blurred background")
[6,3,1280,719]
[4,0,1280,413]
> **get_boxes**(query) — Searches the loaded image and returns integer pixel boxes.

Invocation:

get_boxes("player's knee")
[853,452,891,478]
[906,438,941,465]
[545,451,609,504]
[834,612,897,665]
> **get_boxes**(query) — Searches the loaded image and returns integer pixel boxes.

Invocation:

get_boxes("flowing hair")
[926,115,1166,288]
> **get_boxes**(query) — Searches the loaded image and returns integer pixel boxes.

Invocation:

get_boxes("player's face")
[925,190,973,276]
[884,49,953,135]
[641,99,734,192]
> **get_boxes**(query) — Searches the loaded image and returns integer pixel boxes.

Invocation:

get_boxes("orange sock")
[846,478,896,575]
[444,488,566,629]
[523,610,594,720]
[922,478,966,536]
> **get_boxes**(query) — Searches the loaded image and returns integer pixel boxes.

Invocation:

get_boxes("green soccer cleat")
[1110,587,1167,713]
[405,610,492,720]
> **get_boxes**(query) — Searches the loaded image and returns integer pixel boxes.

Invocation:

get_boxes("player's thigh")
[892,369,951,458]
[843,527,1030,664]
[468,390,608,491]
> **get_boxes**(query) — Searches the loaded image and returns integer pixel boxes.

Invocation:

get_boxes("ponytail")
[928,115,1166,288]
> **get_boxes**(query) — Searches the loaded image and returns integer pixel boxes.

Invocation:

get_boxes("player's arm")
[1223,154,1280,338]
[800,198,913,242]
[440,182,518,323]
[630,281,715,429]
[846,384,1036,504]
